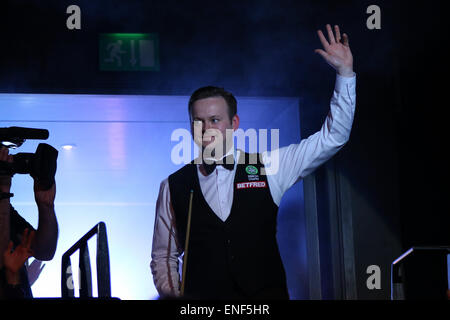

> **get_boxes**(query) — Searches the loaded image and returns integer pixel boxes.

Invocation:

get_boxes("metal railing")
[391,246,449,300]
[61,222,111,298]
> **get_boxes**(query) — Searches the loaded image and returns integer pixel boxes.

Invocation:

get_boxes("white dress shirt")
[150,73,356,297]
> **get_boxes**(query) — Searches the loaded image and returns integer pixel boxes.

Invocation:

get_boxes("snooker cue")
[180,189,194,296]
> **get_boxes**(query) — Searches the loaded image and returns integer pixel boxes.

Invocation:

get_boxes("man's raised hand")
[315,24,354,77]
[3,228,35,285]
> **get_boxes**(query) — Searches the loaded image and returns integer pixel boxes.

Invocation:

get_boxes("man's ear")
[232,114,240,131]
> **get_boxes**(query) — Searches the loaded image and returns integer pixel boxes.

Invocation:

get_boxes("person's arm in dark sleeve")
[31,181,58,261]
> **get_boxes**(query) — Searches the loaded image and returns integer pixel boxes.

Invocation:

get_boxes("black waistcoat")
[168,152,288,299]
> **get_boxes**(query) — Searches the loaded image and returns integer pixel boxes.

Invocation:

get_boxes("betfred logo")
[236,181,267,189]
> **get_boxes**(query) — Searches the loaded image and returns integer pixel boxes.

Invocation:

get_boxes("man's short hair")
[188,86,237,121]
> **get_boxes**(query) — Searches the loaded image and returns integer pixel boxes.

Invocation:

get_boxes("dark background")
[1,0,447,299]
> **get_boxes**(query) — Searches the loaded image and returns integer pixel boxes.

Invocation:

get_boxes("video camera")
[0,126,58,190]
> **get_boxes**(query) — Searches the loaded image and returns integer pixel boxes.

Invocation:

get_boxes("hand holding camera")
[0,127,58,201]
[0,147,13,193]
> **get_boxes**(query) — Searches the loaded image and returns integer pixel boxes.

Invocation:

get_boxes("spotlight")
[61,144,76,150]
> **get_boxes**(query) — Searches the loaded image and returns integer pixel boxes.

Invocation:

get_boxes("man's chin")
[202,144,216,154]
[202,142,215,149]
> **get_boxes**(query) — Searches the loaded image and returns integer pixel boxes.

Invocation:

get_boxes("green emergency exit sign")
[99,33,159,71]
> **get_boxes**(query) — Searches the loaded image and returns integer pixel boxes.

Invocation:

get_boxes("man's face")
[190,96,239,156]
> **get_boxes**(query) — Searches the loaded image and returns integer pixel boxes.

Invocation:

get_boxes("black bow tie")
[203,154,235,175]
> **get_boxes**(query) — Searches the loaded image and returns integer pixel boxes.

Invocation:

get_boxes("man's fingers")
[326,24,336,44]
[342,33,350,47]
[334,25,341,43]
[317,30,329,49]
[0,147,13,164]
[21,228,34,249]
[21,228,29,246]
[6,241,14,254]
[0,147,7,161]
[315,49,329,60]
[26,230,36,249]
